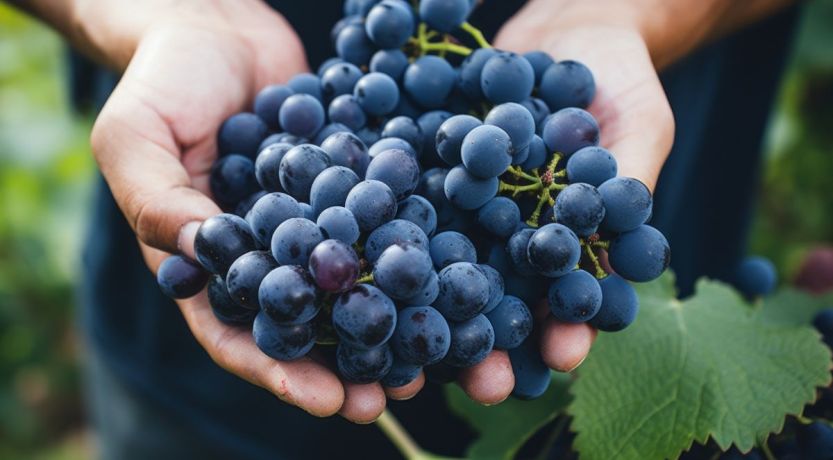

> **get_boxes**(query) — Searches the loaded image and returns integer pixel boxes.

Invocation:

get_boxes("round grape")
[434,262,490,321]
[210,154,259,207]
[328,94,367,131]
[598,177,653,233]
[373,243,435,300]
[354,72,399,116]
[279,144,331,202]
[396,195,438,237]
[428,231,476,270]
[566,146,618,187]
[404,56,456,109]
[548,270,603,323]
[539,60,596,111]
[345,180,398,232]
[486,295,533,350]
[279,94,325,138]
[391,306,451,366]
[477,197,521,238]
[542,108,600,157]
[309,166,360,217]
[225,251,278,309]
[481,52,535,104]
[365,148,420,200]
[589,274,638,332]
[217,112,268,158]
[254,85,294,130]
[270,217,325,267]
[253,311,316,361]
[445,314,495,367]
[195,214,257,275]
[444,165,499,210]
[484,102,536,151]
[316,206,360,245]
[527,223,581,278]
[554,183,606,237]
[333,284,397,350]
[337,343,394,384]
[208,275,257,325]
[366,219,429,263]
[365,0,414,49]
[436,115,482,166]
[156,255,209,299]
[246,192,303,248]
[258,265,320,325]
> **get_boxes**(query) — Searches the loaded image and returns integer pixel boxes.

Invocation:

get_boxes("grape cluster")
[155,0,671,399]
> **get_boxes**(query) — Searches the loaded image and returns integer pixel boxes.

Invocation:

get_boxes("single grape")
[434,262,490,321]
[391,306,451,366]
[436,115,482,166]
[357,126,382,146]
[485,242,512,277]
[225,251,278,309]
[253,310,316,361]
[589,274,639,332]
[460,48,499,101]
[396,195,438,237]
[337,343,394,383]
[566,146,618,187]
[477,197,521,239]
[506,229,538,276]
[404,56,456,109]
[258,133,285,152]
[523,51,555,85]
[401,271,440,307]
[209,154,259,207]
[308,239,360,293]
[246,192,303,248]
[279,94,325,138]
[444,165,499,210]
[370,49,409,81]
[541,108,600,157]
[381,116,423,152]
[270,217,325,267]
[278,144,331,202]
[428,231,476,270]
[598,177,653,233]
[520,135,548,171]
[299,203,314,220]
[486,295,533,350]
[254,85,294,130]
[195,214,258,275]
[365,0,414,49]
[419,0,469,32]
[258,265,321,325]
[365,148,420,200]
[354,72,399,116]
[319,131,370,176]
[336,23,376,66]
[417,110,453,164]
[812,308,833,348]
[508,338,551,400]
[732,256,777,298]
[157,255,209,299]
[207,275,257,325]
[418,167,456,227]
[460,125,513,178]
[481,52,535,104]
[369,137,417,159]
[548,270,603,323]
[287,73,323,102]
[254,143,293,192]
[309,166,361,217]
[445,314,495,367]
[608,224,671,282]
[484,102,536,152]
[270,133,308,147]
[235,191,266,218]
[373,243,435,300]
[317,57,345,77]
[343,0,380,16]
[366,219,429,263]
[316,206,361,245]
[504,272,548,307]
[328,94,368,131]
[332,284,397,350]
[312,122,352,145]
[527,223,581,278]
[217,112,268,158]
[554,183,606,237]
[519,98,551,132]
[320,62,363,101]
[539,60,596,110]
[345,180,398,232]
[381,358,421,388]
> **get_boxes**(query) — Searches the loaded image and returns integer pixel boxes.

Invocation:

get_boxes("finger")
[457,350,515,405]
[339,383,387,424]
[539,317,597,372]
[384,371,426,401]
[143,244,345,417]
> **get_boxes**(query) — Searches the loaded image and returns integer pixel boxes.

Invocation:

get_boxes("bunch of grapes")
[155,0,671,399]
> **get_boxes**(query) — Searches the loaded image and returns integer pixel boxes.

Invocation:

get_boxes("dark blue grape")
[270,217,325,267]
[418,167,456,227]
[504,272,547,307]
[337,343,394,383]
[369,136,417,159]
[506,229,538,276]
[527,223,581,278]
[391,306,451,365]
[608,225,670,282]
[345,180,398,232]
[255,143,293,192]
[444,165,499,210]
[566,146,618,187]
[246,192,303,247]
[210,154,259,207]
[485,242,512,277]
[460,48,498,101]
[542,108,599,157]
[509,338,551,400]
[520,98,551,131]
[343,0,380,16]
[445,314,495,367]
[373,243,435,300]
[813,308,833,347]
[225,251,278,309]
[401,271,440,306]
[259,133,284,152]
[313,123,352,145]
[365,148,420,201]
[797,421,833,459]
[328,94,368,131]
[218,112,268,158]
[356,126,381,147]
[477,197,521,239]
[287,73,323,102]
[321,62,363,101]
[396,195,437,237]
[365,0,414,49]
[332,284,397,351]
[381,358,421,388]
[417,110,453,165]
[279,94,326,138]
[598,177,653,233]
[253,310,316,361]
[208,275,257,325]
[254,85,294,130]
[428,231,476,270]
[318,57,345,77]
[157,255,209,299]
[460,125,513,178]
[309,166,361,217]
[366,219,429,263]
[481,52,535,104]
[316,206,360,245]
[548,270,602,323]
[278,144,331,202]
[258,265,320,324]
[478,264,506,314]
[732,256,777,298]
[523,51,555,85]
[354,72,399,116]
[589,274,638,332]
[308,239,359,293]
[554,183,605,237]
[419,0,469,32]
[486,295,532,350]
[520,135,548,170]
[300,203,314,220]
[539,60,596,110]
[484,102,536,151]
[393,93,423,119]
[436,114,481,166]
[235,191,266,218]
[370,49,409,81]
[271,133,308,146]
[434,262,490,321]
[336,23,376,66]
[381,116,423,152]
[319,131,370,176]
[195,214,258,275]
[404,56,456,109]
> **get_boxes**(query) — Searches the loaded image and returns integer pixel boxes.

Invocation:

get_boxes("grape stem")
[415,22,473,56]
[582,242,607,279]
[461,22,492,49]
[376,410,452,460]
[499,181,542,196]
[506,165,540,182]
[592,241,610,250]
[526,191,551,227]
[357,273,374,284]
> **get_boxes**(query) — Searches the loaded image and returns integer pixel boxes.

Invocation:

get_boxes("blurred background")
[0,1,831,458]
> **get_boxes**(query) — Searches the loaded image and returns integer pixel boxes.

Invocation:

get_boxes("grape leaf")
[760,288,833,326]
[569,273,832,460]
[446,373,572,460]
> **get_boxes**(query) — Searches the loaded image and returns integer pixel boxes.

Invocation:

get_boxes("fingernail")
[178,221,201,260]
[565,355,588,373]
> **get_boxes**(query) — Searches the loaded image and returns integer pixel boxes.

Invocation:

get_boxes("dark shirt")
[72,1,799,458]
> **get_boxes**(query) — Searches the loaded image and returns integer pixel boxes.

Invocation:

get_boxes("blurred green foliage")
[0,0,829,459]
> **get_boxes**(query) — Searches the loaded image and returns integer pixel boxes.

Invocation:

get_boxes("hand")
[88,0,412,423]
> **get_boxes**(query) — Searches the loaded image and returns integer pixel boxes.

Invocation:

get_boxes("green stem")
[376,410,427,460]
[526,191,551,228]
[506,165,540,183]
[548,182,567,191]
[554,169,567,178]
[582,242,607,279]
[500,181,543,196]
[421,41,472,56]
[592,241,610,250]
[461,22,492,48]
[357,273,374,284]
[758,439,776,460]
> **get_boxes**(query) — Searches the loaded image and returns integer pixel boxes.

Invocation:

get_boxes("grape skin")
[443,165,499,210]
[195,213,258,276]
[608,224,671,282]
[566,146,618,187]
[480,52,535,104]
[478,264,506,314]
[333,284,397,350]
[253,311,316,361]
[345,180,398,232]
[396,195,438,237]
[309,166,360,217]
[308,239,359,293]
[210,154,260,207]
[258,265,321,325]
[278,144,332,202]
[541,108,600,158]
[554,183,606,237]
[246,192,303,248]
[373,243,435,300]
[436,114,482,166]
[548,270,603,323]
[365,148,421,201]
[225,251,278,310]
[598,177,653,233]
[254,143,293,192]
[486,295,533,350]
[254,85,294,131]
[316,206,361,245]
[589,274,639,332]
[527,224,582,278]
[391,306,451,366]
[319,131,371,176]
[484,102,536,152]
[156,255,209,299]
[270,217,325,267]
[278,94,326,138]
[434,262,490,322]
[509,338,551,400]
[208,275,257,325]
[428,231,477,270]
[365,219,429,263]
[444,314,495,368]
[461,125,513,179]
[477,197,521,239]
[337,343,394,384]
[217,112,268,158]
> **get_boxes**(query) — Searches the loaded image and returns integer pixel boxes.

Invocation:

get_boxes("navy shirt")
[73,1,799,458]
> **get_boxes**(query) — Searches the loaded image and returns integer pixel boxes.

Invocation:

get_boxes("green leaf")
[569,273,832,460]
[446,373,572,460]
[759,288,833,326]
